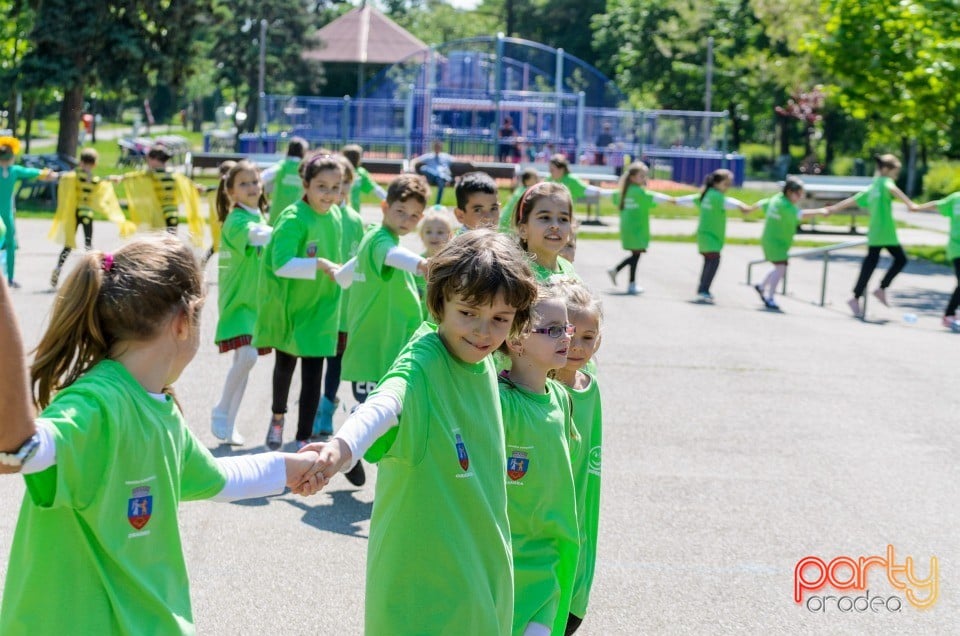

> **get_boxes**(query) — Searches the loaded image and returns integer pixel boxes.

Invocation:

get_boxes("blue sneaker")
[311,396,339,439]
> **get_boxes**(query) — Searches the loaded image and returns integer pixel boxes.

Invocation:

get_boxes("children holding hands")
[0,235,325,635]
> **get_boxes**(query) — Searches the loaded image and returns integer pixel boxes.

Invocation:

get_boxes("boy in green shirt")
[341,174,430,407]
[455,171,501,232]
[342,143,388,212]
[499,167,541,233]
[303,230,540,635]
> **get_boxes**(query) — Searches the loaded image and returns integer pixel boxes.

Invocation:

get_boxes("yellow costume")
[49,172,135,248]
[207,190,222,252]
[122,169,203,245]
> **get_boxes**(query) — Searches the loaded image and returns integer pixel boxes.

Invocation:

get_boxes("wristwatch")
[0,433,41,467]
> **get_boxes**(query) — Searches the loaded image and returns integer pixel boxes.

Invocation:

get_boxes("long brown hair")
[619,161,649,211]
[699,168,734,204]
[31,234,204,408]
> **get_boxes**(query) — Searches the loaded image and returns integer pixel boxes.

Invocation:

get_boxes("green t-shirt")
[617,184,657,251]
[550,174,588,200]
[268,158,304,225]
[565,372,603,618]
[350,165,377,212]
[499,185,527,233]
[253,200,343,357]
[1,360,225,635]
[530,255,579,284]
[363,327,514,636]
[341,225,423,382]
[936,192,960,261]
[216,206,269,342]
[759,193,802,263]
[855,176,898,246]
[499,377,579,636]
[697,188,727,253]
[338,204,367,332]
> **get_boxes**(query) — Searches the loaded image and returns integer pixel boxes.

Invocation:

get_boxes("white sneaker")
[211,411,229,440]
[627,283,643,295]
[847,297,863,318]
[872,288,889,307]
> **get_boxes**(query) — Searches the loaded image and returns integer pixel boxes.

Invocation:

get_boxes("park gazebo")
[301,3,429,98]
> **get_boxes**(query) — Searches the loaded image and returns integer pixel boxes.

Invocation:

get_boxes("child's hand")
[316,258,339,281]
[298,438,352,481]
[283,450,328,496]
[417,258,430,277]
[109,174,123,183]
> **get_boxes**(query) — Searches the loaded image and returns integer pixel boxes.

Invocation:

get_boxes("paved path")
[0,218,956,634]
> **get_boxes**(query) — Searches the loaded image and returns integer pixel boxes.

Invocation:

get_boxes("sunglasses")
[530,323,575,338]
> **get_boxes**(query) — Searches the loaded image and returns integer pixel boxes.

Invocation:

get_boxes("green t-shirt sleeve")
[756,198,770,211]
[360,169,376,195]
[179,427,227,501]
[937,193,960,217]
[269,215,305,271]
[222,210,256,251]
[13,165,43,181]
[369,229,397,281]
[25,392,108,509]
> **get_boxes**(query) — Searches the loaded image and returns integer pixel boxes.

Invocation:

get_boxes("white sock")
[213,346,258,429]
[764,265,786,300]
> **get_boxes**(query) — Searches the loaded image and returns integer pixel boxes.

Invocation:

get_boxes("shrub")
[923,162,960,200]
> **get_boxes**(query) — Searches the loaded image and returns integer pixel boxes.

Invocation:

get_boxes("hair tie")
[102,253,114,272]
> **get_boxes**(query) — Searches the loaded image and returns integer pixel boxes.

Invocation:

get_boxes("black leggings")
[614,251,642,283]
[55,212,94,269]
[322,332,347,402]
[272,351,324,442]
[698,253,721,294]
[946,258,960,317]
[853,245,907,298]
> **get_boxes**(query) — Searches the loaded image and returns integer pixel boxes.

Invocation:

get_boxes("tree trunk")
[192,97,203,133]
[23,96,36,154]
[8,90,18,136]
[728,105,740,148]
[778,115,790,156]
[57,85,84,160]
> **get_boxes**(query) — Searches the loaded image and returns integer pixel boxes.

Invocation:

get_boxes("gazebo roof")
[302,4,429,65]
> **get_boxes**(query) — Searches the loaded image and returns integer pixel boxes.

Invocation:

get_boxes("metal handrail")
[746,239,867,307]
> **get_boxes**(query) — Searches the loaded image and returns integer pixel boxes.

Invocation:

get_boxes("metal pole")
[258,19,267,139]
[575,91,585,165]
[341,95,351,147]
[820,251,828,307]
[703,36,713,150]
[555,47,564,149]
[495,33,504,161]
[404,84,415,160]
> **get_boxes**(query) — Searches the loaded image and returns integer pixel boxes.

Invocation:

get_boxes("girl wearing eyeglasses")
[254,153,344,451]
[498,284,580,636]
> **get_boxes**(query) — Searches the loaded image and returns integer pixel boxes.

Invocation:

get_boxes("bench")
[361,158,407,176]
[787,174,872,234]
[185,152,282,178]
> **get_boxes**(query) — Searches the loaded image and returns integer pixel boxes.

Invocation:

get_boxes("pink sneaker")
[872,288,889,307]
[847,297,862,318]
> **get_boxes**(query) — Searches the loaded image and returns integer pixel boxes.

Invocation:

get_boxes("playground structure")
[228,35,744,185]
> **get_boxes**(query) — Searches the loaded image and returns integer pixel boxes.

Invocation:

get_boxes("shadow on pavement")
[284,489,372,538]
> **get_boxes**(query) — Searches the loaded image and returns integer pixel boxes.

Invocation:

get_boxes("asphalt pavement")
[0,216,957,635]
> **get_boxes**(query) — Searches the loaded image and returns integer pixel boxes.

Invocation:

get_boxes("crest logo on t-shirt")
[306,241,318,258]
[127,486,153,530]
[507,451,529,481]
[455,433,469,471]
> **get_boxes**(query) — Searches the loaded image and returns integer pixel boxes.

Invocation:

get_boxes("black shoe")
[763,298,781,311]
[344,460,366,486]
[753,284,766,303]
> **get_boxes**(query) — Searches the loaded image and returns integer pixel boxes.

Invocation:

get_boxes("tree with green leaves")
[18,0,213,159]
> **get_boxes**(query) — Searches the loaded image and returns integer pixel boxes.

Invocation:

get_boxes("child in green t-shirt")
[743,177,829,311]
[340,174,429,411]
[552,279,604,635]
[455,171,501,231]
[0,234,325,635]
[911,191,960,330]
[499,167,541,233]
[211,161,274,446]
[824,154,918,317]
[546,154,617,222]
[254,154,345,451]
[515,181,580,283]
[675,169,749,302]
[499,284,580,636]
[303,229,539,635]
[607,161,676,295]
[342,143,387,213]
[263,136,308,225]
[415,204,456,313]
